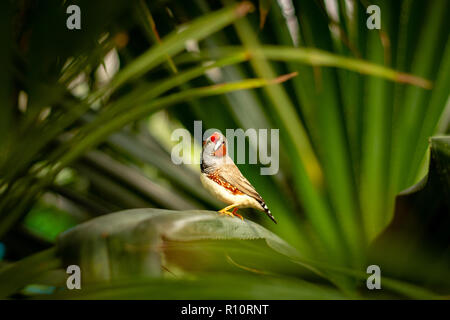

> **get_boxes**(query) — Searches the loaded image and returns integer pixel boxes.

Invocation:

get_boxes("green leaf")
[231,13,345,268]
[55,208,307,283]
[0,248,61,298]
[179,46,433,88]
[43,273,346,300]
[91,2,254,101]
[370,136,450,293]
[390,0,448,195]
[55,74,299,170]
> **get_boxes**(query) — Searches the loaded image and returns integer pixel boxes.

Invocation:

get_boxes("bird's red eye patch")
[211,135,216,142]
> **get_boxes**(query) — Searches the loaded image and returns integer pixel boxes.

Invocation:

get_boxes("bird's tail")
[260,201,277,224]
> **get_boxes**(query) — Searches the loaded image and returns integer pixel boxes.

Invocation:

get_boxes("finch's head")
[201,132,228,173]
[202,132,227,158]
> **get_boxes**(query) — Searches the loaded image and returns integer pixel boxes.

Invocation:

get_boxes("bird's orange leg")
[218,204,242,220]
[232,207,244,220]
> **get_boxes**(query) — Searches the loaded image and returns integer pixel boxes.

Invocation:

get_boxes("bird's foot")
[219,210,234,218]
[218,206,243,220]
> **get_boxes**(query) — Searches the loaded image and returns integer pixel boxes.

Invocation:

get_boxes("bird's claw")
[219,210,234,217]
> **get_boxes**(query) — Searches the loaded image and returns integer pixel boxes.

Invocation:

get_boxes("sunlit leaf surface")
[56,209,306,283]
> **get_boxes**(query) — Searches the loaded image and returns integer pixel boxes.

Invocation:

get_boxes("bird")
[200,132,277,224]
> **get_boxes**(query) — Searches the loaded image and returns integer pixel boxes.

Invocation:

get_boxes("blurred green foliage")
[23,202,79,242]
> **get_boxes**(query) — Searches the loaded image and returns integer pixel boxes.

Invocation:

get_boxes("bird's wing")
[216,162,278,224]
[216,163,263,202]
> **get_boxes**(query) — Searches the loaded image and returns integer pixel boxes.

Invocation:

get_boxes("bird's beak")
[213,137,223,151]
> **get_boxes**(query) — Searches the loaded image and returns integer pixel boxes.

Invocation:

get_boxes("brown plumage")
[207,172,244,195]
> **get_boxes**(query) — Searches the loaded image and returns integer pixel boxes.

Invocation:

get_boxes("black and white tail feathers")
[259,201,277,224]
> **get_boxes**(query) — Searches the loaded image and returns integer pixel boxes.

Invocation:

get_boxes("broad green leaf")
[370,136,450,293]
[55,209,308,283]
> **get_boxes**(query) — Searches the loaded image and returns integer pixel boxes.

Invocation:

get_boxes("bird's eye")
[211,135,216,142]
